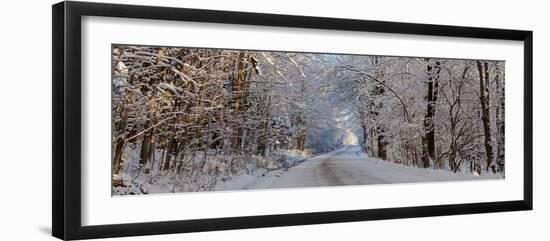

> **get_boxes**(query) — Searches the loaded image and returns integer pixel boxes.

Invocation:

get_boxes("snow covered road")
[216,145,499,191]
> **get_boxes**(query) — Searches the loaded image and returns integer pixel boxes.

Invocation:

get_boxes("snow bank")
[113,144,312,195]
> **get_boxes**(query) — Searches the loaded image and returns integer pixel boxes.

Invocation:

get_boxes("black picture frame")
[52,1,533,240]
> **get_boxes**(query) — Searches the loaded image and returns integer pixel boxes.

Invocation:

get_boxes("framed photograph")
[52,1,533,240]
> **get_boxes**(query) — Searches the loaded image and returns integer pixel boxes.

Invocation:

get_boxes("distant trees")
[331,56,504,174]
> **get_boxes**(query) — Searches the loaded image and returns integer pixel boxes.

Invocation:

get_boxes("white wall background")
[0,0,547,240]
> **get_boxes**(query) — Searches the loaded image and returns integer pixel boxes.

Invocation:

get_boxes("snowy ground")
[115,144,501,195]
[214,145,502,191]
[113,145,311,195]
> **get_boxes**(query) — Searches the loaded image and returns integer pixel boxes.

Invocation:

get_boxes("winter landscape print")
[111,44,505,195]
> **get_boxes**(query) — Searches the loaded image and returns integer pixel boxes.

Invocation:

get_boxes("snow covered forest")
[111,45,504,195]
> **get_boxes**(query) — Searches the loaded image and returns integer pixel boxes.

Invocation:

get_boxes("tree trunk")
[258,94,271,157]
[360,113,369,153]
[494,65,505,172]
[369,127,377,157]
[294,115,306,152]
[232,52,246,151]
[362,124,368,152]
[421,59,441,168]
[112,95,129,175]
[477,61,494,172]
[162,102,179,171]
[372,56,387,160]
[376,127,387,160]
[112,137,125,175]
[140,117,153,167]
[193,88,204,150]
[162,136,174,170]
[210,115,224,151]
[297,128,306,151]
[147,134,156,173]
